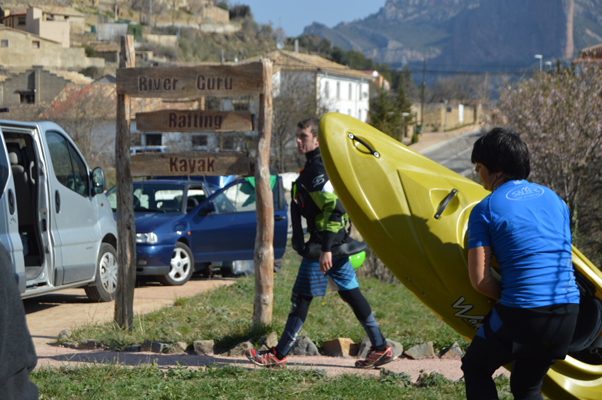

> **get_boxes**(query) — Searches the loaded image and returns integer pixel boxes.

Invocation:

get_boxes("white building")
[247,50,374,122]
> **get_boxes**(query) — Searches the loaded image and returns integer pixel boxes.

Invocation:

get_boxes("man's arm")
[468,246,501,301]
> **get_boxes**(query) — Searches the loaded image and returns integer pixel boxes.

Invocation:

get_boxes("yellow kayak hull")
[318,112,602,400]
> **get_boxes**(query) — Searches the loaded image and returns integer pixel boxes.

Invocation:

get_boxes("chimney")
[294,39,299,53]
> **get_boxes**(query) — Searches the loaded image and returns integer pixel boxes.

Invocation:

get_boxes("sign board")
[116,62,264,98]
[136,110,253,133]
[130,151,249,177]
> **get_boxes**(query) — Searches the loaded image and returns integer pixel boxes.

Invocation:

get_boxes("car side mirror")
[198,202,215,216]
[91,167,105,196]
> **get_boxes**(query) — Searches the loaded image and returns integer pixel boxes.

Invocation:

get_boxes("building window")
[349,83,352,100]
[20,93,35,104]
[358,84,361,100]
[348,109,351,116]
[324,81,329,99]
[32,41,40,49]
[1,40,8,47]
[358,109,362,121]
[222,135,235,150]
[336,82,340,99]
[145,133,162,146]
[192,135,208,147]
[18,17,26,25]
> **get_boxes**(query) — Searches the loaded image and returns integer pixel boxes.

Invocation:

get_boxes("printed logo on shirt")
[312,174,325,187]
[506,185,544,201]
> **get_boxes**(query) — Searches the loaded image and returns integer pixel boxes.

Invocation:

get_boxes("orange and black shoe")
[245,347,286,368]
[355,346,394,369]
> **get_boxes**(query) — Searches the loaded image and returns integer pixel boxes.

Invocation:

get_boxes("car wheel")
[85,243,118,302]
[157,242,194,286]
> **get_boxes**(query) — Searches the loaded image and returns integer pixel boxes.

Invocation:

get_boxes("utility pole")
[420,59,426,128]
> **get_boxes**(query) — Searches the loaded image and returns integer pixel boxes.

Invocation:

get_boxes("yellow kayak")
[318,112,602,400]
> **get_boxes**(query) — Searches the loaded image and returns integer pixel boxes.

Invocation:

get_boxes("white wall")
[317,74,370,122]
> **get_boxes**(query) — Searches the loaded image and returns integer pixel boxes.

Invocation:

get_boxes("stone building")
[0,26,104,70]
[0,66,92,106]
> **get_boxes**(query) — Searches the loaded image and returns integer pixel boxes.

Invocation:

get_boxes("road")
[24,275,235,349]
[419,130,482,178]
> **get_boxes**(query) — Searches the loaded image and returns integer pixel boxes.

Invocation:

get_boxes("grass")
[31,363,515,399]
[59,245,468,353]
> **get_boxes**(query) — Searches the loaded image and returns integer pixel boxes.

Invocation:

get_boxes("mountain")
[303,0,602,70]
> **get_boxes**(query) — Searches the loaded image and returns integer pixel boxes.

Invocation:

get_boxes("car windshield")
[106,183,186,213]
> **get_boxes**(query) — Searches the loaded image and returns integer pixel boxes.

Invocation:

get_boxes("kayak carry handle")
[434,189,458,219]
[348,133,380,158]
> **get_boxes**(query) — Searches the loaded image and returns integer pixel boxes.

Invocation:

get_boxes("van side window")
[46,131,89,197]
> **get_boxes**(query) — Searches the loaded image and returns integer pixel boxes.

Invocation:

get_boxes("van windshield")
[106,183,186,213]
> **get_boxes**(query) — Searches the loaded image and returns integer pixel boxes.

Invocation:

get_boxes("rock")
[258,332,279,351]
[322,338,355,358]
[78,339,102,350]
[168,341,188,354]
[193,340,215,355]
[289,335,320,356]
[123,345,141,352]
[438,341,463,359]
[226,341,253,356]
[57,329,71,341]
[404,342,436,360]
[141,339,169,353]
[357,336,403,359]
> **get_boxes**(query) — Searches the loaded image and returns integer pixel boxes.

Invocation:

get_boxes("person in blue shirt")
[462,128,580,400]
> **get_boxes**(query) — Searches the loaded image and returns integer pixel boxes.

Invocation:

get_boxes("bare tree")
[271,72,332,173]
[427,74,486,103]
[46,84,117,167]
[493,65,602,265]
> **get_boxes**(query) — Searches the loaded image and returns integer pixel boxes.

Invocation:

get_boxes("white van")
[0,119,118,302]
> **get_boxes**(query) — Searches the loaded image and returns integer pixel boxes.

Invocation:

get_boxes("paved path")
[24,276,235,349]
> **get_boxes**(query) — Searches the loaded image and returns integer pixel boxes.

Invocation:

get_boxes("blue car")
[106,176,288,285]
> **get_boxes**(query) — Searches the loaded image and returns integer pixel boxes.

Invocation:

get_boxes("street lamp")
[545,61,553,71]
[534,54,543,71]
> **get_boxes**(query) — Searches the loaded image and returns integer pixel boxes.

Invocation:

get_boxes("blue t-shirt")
[468,180,580,308]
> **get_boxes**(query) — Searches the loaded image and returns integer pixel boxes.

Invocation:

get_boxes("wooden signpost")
[135,110,253,133]
[115,35,274,330]
[129,151,249,177]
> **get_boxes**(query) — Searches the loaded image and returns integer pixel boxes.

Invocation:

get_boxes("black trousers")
[461,303,579,400]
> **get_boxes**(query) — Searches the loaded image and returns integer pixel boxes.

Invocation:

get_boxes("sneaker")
[355,346,394,369]
[245,347,286,368]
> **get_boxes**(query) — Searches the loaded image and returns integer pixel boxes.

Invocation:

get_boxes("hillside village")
[1,1,601,175]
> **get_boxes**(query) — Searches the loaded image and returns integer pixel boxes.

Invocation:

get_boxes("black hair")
[471,127,530,180]
[297,118,319,137]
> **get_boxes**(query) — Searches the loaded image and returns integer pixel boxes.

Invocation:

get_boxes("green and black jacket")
[292,148,349,252]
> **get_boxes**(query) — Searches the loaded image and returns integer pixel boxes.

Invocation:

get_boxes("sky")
[239,0,385,38]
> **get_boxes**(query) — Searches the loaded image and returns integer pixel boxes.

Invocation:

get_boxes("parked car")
[0,119,118,302]
[105,176,288,285]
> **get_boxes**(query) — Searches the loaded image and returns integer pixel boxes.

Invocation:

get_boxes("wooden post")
[253,59,274,327]
[114,35,137,331]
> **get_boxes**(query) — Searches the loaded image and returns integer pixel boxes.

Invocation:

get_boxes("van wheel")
[85,243,118,302]
[157,242,194,286]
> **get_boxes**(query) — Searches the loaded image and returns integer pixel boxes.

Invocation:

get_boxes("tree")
[368,71,414,142]
[44,84,117,167]
[493,65,602,265]
[271,72,331,172]
[368,89,399,139]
